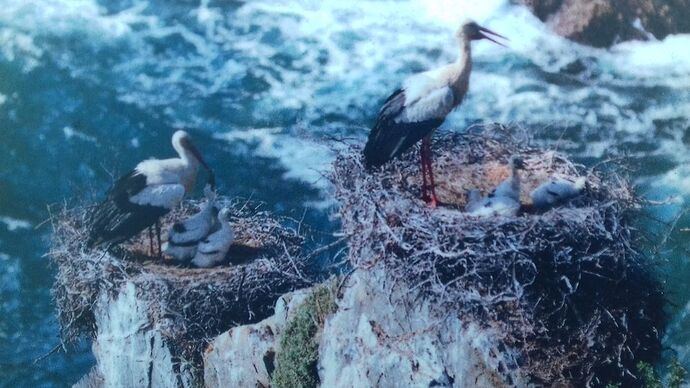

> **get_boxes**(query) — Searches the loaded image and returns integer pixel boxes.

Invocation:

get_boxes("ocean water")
[0,0,689,385]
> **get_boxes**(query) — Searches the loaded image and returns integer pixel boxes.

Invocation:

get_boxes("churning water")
[1,0,689,385]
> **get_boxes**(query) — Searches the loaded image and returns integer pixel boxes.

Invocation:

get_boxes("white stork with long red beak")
[87,130,213,253]
[363,20,507,208]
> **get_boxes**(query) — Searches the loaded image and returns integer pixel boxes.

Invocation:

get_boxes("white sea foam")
[63,126,97,143]
[0,216,31,231]
[216,128,334,189]
[666,300,690,367]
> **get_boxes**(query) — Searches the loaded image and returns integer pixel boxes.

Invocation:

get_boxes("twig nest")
[49,198,308,368]
[332,128,663,386]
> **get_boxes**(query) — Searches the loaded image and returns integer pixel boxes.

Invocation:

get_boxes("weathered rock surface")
[516,0,690,47]
[318,269,518,388]
[87,282,196,388]
[202,269,517,388]
[72,367,104,388]
[203,288,312,388]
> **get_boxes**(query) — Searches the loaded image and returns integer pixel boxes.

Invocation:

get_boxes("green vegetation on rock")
[635,359,687,388]
[272,284,338,388]
[668,358,687,388]
[638,361,663,388]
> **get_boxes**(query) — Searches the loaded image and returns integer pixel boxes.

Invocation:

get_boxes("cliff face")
[318,269,515,387]
[204,288,312,387]
[91,282,196,387]
[202,269,516,388]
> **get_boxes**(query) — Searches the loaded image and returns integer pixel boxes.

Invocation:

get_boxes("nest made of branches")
[49,198,310,369]
[332,127,664,387]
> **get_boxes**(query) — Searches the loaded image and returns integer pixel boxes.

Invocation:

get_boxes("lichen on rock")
[272,284,337,388]
[203,283,338,388]
[204,287,315,388]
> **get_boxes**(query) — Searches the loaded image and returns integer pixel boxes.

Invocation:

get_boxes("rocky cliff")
[515,0,690,47]
[205,270,516,388]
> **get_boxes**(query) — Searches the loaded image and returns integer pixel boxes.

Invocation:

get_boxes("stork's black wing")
[363,89,443,168]
[87,170,168,247]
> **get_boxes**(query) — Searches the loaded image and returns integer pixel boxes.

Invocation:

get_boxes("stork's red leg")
[421,135,438,208]
[426,141,439,208]
[420,144,430,202]
[148,227,154,256]
[155,221,162,259]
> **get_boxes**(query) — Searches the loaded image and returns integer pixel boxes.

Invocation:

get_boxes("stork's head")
[172,130,212,172]
[457,20,507,47]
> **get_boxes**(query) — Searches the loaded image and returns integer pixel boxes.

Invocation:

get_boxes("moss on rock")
[272,283,337,388]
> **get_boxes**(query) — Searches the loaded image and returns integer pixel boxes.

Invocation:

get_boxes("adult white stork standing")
[363,20,507,208]
[162,184,218,263]
[468,157,525,217]
[87,130,213,254]
[191,208,234,268]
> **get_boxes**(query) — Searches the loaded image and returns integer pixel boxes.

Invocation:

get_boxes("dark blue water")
[1,0,689,385]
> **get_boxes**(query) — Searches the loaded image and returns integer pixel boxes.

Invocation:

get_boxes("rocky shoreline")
[515,0,690,47]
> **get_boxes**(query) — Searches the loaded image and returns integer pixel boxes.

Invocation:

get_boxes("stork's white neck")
[455,37,472,76]
[447,36,472,100]
[173,140,200,167]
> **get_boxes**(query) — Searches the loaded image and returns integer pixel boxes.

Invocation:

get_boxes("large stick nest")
[49,198,309,368]
[332,127,664,387]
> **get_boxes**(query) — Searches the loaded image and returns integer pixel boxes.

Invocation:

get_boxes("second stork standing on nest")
[88,130,213,256]
[363,20,507,208]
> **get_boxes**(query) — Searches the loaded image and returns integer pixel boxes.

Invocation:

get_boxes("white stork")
[363,20,507,207]
[87,130,213,254]
[530,177,586,211]
[162,184,218,263]
[468,157,525,217]
[191,207,234,268]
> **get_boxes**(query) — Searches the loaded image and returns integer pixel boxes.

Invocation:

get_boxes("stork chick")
[531,177,586,211]
[468,157,525,217]
[163,184,218,263]
[363,20,507,208]
[191,208,234,268]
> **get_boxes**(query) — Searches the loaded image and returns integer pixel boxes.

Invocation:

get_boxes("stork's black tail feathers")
[363,88,442,169]
[86,171,168,248]
[363,119,443,169]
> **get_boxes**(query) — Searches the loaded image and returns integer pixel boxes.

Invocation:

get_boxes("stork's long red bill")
[479,26,508,47]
